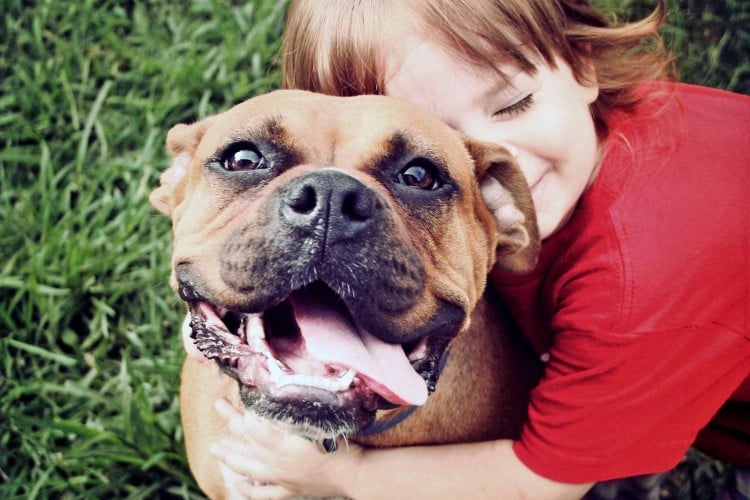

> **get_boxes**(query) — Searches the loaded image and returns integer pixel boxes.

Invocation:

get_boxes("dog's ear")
[465,138,540,275]
[149,119,210,216]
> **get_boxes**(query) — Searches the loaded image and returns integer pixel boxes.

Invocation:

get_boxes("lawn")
[1,0,747,498]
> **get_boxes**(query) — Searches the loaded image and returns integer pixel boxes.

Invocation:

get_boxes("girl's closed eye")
[493,94,535,119]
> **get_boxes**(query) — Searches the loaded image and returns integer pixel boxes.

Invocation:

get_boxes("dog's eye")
[397,161,441,190]
[222,144,267,171]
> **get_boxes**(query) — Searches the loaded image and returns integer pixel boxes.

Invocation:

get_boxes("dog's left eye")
[222,144,268,171]
[397,161,442,190]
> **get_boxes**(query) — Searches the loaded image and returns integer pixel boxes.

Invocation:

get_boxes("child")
[204,0,750,498]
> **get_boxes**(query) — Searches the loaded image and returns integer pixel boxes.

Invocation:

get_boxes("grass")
[597,0,750,93]
[1,0,287,497]
[0,0,747,498]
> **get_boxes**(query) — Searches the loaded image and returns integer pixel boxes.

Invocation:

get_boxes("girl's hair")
[281,0,675,139]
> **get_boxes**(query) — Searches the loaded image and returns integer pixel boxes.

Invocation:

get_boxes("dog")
[150,90,542,498]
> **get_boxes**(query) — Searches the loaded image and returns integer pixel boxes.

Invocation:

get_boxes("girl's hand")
[210,398,363,499]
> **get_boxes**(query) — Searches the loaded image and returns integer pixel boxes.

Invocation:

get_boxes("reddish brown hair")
[281,0,675,138]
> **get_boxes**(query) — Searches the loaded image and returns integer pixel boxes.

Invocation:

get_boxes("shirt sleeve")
[513,323,750,483]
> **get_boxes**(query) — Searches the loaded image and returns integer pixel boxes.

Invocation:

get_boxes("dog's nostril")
[281,171,381,236]
[342,190,375,222]
[287,184,317,214]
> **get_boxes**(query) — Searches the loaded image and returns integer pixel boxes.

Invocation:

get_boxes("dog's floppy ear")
[465,138,540,275]
[149,119,210,216]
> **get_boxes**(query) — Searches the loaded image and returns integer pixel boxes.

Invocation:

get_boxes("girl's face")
[384,39,601,239]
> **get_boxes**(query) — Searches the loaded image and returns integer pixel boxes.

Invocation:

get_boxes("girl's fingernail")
[504,144,519,157]
[214,399,233,418]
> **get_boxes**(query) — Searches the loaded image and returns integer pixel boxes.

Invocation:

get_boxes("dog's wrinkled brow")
[205,115,303,177]
[230,115,286,146]
[374,131,449,172]
[224,115,301,160]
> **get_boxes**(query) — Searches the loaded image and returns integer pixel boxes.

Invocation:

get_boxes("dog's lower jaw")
[238,385,366,441]
[233,337,451,442]
[191,302,455,441]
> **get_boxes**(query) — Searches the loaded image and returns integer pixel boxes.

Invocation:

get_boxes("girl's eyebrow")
[475,71,523,105]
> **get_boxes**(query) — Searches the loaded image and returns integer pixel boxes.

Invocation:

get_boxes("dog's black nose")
[280,169,381,243]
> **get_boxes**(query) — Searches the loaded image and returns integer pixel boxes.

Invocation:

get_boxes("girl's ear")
[576,43,600,103]
[149,119,210,217]
[464,138,540,275]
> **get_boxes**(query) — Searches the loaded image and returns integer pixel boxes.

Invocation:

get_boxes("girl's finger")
[219,463,255,498]
[214,399,289,450]
[235,481,295,500]
[496,141,519,157]
[240,409,288,447]
[213,443,299,499]
[211,440,268,479]
[214,398,242,421]
[214,399,253,437]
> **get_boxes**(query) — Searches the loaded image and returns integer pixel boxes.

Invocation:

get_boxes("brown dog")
[151,90,541,498]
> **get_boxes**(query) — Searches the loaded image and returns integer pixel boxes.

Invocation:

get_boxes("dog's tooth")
[276,373,310,389]
[322,378,337,392]
[267,357,285,380]
[271,372,355,393]
[246,314,264,340]
[300,375,321,389]
[336,369,356,390]
[248,334,264,352]
[407,338,429,362]
[237,314,248,337]
[276,373,296,388]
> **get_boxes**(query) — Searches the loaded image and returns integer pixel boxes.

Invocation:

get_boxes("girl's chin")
[538,205,576,240]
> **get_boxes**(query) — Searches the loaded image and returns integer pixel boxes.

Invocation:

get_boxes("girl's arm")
[210,399,593,500]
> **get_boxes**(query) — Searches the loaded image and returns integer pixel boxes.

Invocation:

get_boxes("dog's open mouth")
[186,282,437,413]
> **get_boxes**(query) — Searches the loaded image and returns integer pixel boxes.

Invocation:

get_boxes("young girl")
[203,1,750,498]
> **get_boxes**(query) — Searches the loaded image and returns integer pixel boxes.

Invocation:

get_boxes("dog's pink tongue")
[290,294,428,406]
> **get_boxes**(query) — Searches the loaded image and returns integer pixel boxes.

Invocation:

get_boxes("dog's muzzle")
[179,169,457,438]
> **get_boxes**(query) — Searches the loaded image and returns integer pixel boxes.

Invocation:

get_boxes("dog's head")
[152,90,538,439]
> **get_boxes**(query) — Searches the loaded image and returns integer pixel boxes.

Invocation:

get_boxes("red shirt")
[491,83,750,482]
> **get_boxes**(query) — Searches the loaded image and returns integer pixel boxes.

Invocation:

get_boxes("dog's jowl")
[151,90,541,499]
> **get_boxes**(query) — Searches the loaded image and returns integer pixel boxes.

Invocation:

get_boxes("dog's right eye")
[222,144,268,171]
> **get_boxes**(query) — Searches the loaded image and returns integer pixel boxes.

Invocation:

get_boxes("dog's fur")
[151,90,541,498]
